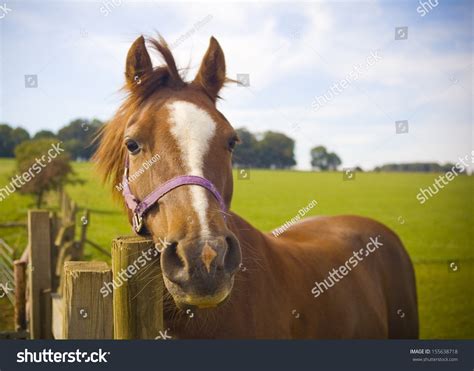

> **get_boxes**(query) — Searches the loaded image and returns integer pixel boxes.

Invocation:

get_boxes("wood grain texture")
[62,261,113,339]
[27,210,52,339]
[112,236,163,339]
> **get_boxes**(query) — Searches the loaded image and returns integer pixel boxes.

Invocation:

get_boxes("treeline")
[373,163,465,173]
[1,122,299,167]
[0,119,103,160]
[1,123,300,168]
[0,121,466,173]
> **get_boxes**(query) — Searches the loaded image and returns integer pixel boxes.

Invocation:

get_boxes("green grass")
[0,159,472,338]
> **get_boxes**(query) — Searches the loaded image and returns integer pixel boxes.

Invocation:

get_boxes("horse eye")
[125,139,141,155]
[228,137,238,152]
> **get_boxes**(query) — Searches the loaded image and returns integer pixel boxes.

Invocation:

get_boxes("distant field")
[0,158,472,338]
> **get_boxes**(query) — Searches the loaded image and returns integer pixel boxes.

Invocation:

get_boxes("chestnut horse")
[94,35,418,339]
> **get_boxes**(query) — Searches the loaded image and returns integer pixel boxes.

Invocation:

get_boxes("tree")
[258,131,296,169]
[327,152,342,171]
[231,128,296,169]
[0,124,30,157]
[232,128,258,167]
[34,130,56,139]
[310,146,329,170]
[0,124,15,157]
[310,146,342,171]
[11,127,30,146]
[14,139,74,208]
[57,118,103,160]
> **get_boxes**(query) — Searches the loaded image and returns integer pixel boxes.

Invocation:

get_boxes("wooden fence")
[10,191,90,339]
[4,192,164,339]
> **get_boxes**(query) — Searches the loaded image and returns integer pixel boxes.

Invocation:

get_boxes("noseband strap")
[122,157,227,234]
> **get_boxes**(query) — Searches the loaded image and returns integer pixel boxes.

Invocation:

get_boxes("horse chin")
[175,292,230,310]
[163,276,233,310]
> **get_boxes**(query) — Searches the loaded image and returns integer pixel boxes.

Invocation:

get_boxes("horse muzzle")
[160,234,241,308]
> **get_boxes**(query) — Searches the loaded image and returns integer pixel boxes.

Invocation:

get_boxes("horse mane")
[93,35,188,198]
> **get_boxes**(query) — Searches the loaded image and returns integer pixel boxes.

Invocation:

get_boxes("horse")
[94,35,419,339]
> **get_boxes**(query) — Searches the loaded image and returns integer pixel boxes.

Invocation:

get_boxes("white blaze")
[168,101,217,236]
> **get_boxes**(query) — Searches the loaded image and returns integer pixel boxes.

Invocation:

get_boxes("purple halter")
[121,157,227,234]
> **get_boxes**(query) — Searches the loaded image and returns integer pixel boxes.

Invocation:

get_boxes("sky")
[0,0,472,170]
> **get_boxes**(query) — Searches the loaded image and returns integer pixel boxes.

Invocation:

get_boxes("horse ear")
[125,36,153,89]
[193,37,226,102]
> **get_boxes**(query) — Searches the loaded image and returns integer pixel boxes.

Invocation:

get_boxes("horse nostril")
[224,235,242,274]
[161,241,186,283]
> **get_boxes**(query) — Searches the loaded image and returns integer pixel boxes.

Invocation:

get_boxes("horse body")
[166,214,419,339]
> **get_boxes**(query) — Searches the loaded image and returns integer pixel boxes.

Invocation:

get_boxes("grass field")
[0,158,472,338]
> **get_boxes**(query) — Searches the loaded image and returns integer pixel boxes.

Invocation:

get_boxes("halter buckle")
[133,213,144,234]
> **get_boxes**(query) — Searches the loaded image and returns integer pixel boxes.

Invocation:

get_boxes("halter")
[121,156,227,234]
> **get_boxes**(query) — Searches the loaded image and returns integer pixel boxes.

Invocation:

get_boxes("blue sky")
[0,0,472,169]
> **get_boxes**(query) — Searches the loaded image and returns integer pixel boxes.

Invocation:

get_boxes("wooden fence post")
[13,260,27,331]
[49,212,60,292]
[27,210,52,339]
[59,261,113,339]
[112,236,163,339]
[76,209,89,259]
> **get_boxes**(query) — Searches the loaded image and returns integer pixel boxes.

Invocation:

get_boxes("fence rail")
[0,222,27,228]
